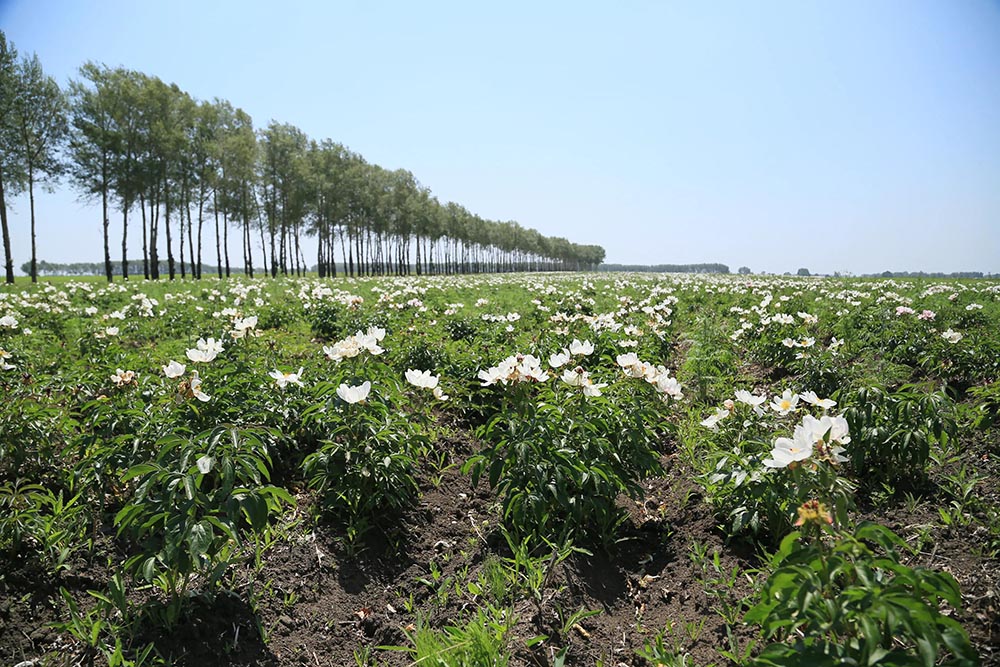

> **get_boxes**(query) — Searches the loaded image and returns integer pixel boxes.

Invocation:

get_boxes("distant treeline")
[24,259,594,278]
[598,263,730,274]
[22,260,244,278]
[864,271,993,279]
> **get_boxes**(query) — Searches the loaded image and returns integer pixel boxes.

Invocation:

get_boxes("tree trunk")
[186,200,195,279]
[213,189,222,279]
[102,159,112,282]
[0,164,14,284]
[223,210,231,277]
[150,189,160,280]
[179,204,186,279]
[269,224,277,278]
[196,186,206,280]
[28,164,37,283]
[242,188,254,278]
[257,218,268,277]
[165,178,175,280]
[121,198,129,280]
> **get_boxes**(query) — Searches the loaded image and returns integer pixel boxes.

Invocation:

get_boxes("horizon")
[2,1,999,276]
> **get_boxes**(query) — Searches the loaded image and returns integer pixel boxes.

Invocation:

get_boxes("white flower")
[734,390,767,415]
[799,391,836,410]
[432,386,450,401]
[337,381,371,404]
[549,349,571,369]
[104,326,120,337]
[478,364,506,386]
[616,352,640,369]
[0,314,18,328]
[700,407,730,430]
[234,315,258,330]
[763,432,813,468]
[560,366,606,396]
[405,369,439,390]
[941,329,962,344]
[186,337,224,363]
[188,371,211,402]
[324,328,384,361]
[323,338,360,362]
[516,354,549,382]
[270,367,304,389]
[356,328,385,355]
[800,414,851,448]
[0,348,13,370]
[829,337,843,356]
[110,368,136,387]
[479,354,549,386]
[770,389,800,415]
[616,352,651,378]
[162,360,186,378]
[655,373,684,400]
[561,366,588,387]
[231,315,259,339]
[568,339,594,356]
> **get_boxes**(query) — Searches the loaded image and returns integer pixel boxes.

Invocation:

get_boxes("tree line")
[598,263,730,274]
[20,259,242,278]
[0,30,605,284]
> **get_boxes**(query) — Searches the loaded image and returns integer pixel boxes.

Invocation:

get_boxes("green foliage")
[114,426,292,623]
[0,481,88,574]
[968,380,1000,429]
[703,443,800,541]
[308,301,346,339]
[746,522,977,667]
[389,607,513,667]
[706,445,856,545]
[445,316,479,341]
[302,381,420,542]
[842,385,957,486]
[399,339,447,374]
[467,381,665,547]
[681,313,738,404]
[0,393,74,483]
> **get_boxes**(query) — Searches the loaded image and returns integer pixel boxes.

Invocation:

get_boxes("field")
[1,272,998,667]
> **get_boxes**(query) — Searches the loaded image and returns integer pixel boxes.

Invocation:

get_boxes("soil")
[2,430,999,666]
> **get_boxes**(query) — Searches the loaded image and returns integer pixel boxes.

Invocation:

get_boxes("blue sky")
[2,0,999,274]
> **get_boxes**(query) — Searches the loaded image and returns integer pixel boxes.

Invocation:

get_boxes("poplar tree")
[0,32,23,284]
[10,54,68,282]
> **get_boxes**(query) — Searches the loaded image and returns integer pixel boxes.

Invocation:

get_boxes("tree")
[212,101,257,278]
[796,267,811,276]
[10,53,68,282]
[104,68,146,280]
[738,266,751,275]
[67,62,120,282]
[0,31,24,284]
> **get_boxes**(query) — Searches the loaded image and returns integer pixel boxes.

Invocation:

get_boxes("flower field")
[1,273,998,666]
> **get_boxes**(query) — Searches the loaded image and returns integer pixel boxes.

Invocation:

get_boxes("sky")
[1,0,999,276]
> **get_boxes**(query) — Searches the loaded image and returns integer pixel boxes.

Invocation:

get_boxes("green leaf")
[188,520,213,557]
[142,556,158,582]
